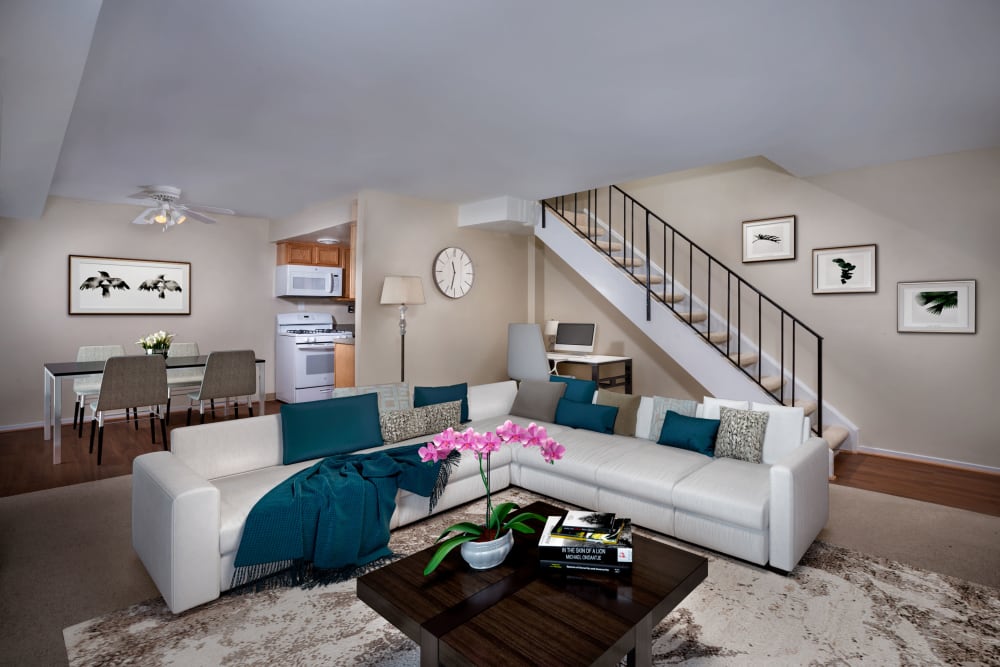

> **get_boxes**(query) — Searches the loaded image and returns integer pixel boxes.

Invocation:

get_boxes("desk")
[547,353,632,394]
[43,355,266,465]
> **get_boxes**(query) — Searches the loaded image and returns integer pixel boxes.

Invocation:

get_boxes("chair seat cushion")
[672,458,771,530]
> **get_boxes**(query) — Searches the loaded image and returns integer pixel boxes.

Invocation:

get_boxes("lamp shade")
[380,275,425,305]
[544,319,559,337]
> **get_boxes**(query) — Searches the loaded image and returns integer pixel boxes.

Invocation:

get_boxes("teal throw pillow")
[281,393,384,464]
[413,382,469,423]
[657,410,720,457]
[550,376,598,403]
[554,398,618,434]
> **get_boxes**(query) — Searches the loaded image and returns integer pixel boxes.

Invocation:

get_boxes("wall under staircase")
[536,194,857,475]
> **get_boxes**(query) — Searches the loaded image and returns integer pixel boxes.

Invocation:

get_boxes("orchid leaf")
[423,534,480,575]
[489,502,519,529]
[434,521,482,543]
[502,511,545,534]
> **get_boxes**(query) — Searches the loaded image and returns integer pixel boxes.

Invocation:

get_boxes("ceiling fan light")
[175,213,186,225]
[154,212,168,224]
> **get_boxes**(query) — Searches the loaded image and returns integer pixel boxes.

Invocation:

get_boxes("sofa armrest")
[768,437,829,572]
[132,451,221,614]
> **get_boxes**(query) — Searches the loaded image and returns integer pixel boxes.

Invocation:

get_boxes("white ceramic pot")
[460,530,513,570]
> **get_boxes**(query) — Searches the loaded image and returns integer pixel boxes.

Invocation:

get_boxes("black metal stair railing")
[542,187,824,435]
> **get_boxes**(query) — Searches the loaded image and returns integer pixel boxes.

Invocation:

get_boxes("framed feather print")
[742,216,796,262]
[69,255,191,315]
[897,280,976,333]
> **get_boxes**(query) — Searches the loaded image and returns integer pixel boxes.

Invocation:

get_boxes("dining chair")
[87,355,168,465]
[165,342,204,424]
[506,323,553,382]
[185,350,257,425]
[73,344,126,436]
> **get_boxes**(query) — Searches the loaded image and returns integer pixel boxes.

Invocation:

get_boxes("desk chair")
[73,344,126,436]
[506,323,552,382]
[185,350,257,425]
[165,342,204,424]
[87,355,168,465]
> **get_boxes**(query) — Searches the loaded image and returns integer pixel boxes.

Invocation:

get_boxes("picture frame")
[897,280,976,334]
[68,255,191,315]
[812,244,877,294]
[742,215,796,263]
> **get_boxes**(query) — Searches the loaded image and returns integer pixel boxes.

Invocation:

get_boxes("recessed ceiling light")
[316,237,338,245]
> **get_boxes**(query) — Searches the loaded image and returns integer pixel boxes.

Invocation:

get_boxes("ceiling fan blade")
[184,204,235,215]
[130,208,156,225]
[182,209,217,224]
[126,191,154,201]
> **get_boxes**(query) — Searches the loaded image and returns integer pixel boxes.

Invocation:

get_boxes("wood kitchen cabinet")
[276,242,341,267]
[334,343,355,387]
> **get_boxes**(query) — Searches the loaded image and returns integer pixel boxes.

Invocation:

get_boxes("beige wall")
[0,197,353,428]
[355,191,531,387]
[612,149,999,469]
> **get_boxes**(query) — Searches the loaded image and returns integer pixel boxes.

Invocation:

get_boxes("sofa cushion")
[280,393,383,464]
[379,400,462,445]
[657,411,720,456]
[594,390,641,436]
[510,380,566,422]
[513,427,633,481]
[714,407,769,464]
[332,382,411,411]
[672,458,772,530]
[750,402,806,464]
[596,440,713,506]
[414,383,469,423]
[549,376,597,403]
[554,398,617,434]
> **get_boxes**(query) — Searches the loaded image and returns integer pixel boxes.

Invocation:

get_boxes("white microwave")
[275,265,343,297]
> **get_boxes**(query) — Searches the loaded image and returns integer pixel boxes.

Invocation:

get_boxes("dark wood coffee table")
[357,501,707,666]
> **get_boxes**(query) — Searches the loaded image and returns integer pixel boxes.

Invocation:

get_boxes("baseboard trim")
[854,445,1000,476]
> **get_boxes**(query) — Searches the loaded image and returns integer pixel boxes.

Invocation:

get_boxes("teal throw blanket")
[232,443,456,588]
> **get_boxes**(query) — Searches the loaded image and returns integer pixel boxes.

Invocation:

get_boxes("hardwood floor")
[2,406,998,519]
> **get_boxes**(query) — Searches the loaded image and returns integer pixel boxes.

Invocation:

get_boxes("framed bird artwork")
[69,255,191,315]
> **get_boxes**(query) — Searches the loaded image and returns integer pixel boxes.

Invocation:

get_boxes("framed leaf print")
[742,215,796,262]
[812,244,877,294]
[897,280,976,333]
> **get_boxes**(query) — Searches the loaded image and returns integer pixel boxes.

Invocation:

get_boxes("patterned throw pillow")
[648,396,698,441]
[714,406,770,463]
[379,400,462,445]
[332,382,411,412]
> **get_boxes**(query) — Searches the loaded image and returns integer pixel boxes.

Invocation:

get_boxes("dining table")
[42,355,266,465]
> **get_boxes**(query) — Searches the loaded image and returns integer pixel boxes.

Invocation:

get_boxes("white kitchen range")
[275,312,353,403]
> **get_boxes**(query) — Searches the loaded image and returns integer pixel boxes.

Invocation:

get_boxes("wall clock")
[433,247,474,298]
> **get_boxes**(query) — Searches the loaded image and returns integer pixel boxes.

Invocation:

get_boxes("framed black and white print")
[69,255,191,315]
[742,215,796,263]
[812,244,877,294]
[897,280,976,333]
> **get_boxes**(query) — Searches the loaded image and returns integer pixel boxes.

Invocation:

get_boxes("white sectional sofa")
[132,380,828,614]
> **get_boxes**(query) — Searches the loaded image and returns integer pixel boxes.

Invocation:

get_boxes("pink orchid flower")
[495,420,518,442]
[418,443,450,463]
[432,428,458,452]
[479,431,503,454]
[540,437,566,464]
[523,423,549,448]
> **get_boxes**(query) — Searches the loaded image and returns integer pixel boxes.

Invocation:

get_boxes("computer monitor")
[553,322,596,354]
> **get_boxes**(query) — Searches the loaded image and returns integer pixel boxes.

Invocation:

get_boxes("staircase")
[538,188,855,476]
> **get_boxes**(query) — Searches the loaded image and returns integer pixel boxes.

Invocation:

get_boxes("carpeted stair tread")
[760,375,785,392]
[618,257,645,268]
[633,273,665,285]
[677,310,708,323]
[595,242,625,252]
[823,426,849,450]
[658,291,685,304]
[729,353,759,367]
[707,331,729,344]
[784,398,818,416]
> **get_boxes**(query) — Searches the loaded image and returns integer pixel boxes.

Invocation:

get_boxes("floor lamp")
[380,276,425,382]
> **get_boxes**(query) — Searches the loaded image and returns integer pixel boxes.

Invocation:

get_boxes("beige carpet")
[62,487,1000,666]
[1,475,998,665]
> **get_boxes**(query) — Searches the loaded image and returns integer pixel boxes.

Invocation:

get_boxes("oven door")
[294,343,335,388]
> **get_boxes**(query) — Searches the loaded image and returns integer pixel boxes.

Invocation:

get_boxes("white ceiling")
[2,0,999,221]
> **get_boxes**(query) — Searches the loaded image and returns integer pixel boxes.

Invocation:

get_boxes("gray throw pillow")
[509,380,566,422]
[714,406,769,463]
[379,400,461,445]
[595,389,642,436]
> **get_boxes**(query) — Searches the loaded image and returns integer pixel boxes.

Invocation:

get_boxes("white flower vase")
[460,530,513,570]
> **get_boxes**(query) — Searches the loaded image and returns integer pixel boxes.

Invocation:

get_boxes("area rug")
[64,488,1000,666]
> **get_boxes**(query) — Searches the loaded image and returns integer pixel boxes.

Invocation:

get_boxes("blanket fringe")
[229,555,404,596]
[429,450,461,513]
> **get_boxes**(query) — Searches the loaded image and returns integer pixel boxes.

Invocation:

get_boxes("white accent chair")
[506,323,552,382]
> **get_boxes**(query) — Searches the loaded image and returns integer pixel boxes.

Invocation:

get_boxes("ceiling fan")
[128,185,235,231]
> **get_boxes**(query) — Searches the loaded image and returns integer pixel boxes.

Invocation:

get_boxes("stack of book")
[537,510,633,576]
